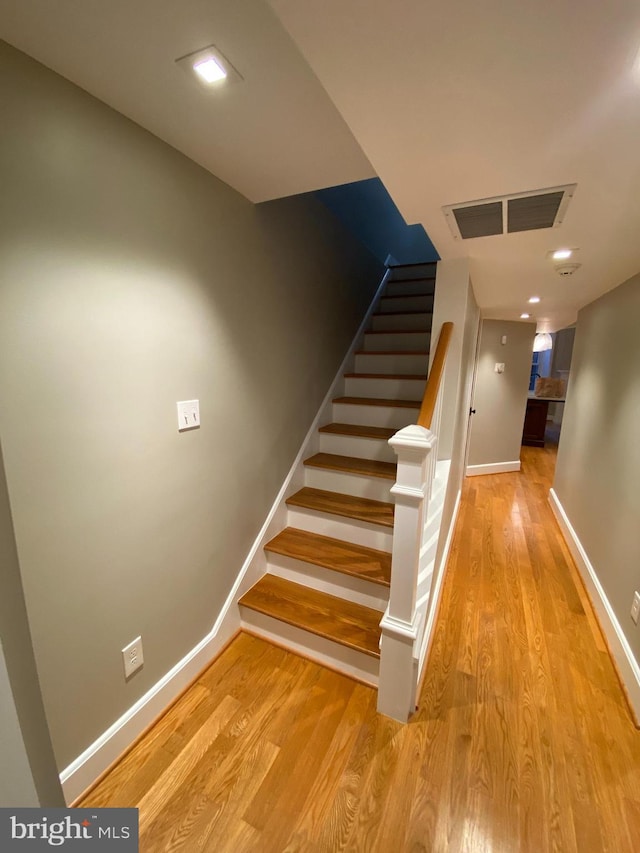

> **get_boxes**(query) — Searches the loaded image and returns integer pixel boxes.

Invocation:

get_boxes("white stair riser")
[384,280,435,296]
[304,467,393,503]
[355,352,430,374]
[287,507,393,551]
[318,432,396,463]
[363,331,431,352]
[371,312,432,331]
[265,556,389,611]
[239,608,379,687]
[378,294,434,313]
[333,401,419,428]
[344,376,426,400]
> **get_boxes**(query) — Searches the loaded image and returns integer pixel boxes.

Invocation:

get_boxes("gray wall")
[0,41,382,770]
[553,273,640,664]
[467,320,535,468]
[0,443,63,807]
[0,644,39,807]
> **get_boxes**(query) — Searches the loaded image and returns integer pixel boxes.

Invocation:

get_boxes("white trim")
[465,460,521,477]
[380,609,421,641]
[549,488,640,720]
[60,615,238,803]
[390,483,427,502]
[59,269,390,804]
[417,486,461,676]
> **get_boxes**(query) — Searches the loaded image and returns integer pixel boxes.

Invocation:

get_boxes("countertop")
[527,392,566,402]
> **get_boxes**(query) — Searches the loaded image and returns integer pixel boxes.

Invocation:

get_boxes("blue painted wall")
[315,177,439,265]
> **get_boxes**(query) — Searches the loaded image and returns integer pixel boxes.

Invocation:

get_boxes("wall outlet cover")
[631,591,640,625]
[494,363,505,374]
[122,636,144,679]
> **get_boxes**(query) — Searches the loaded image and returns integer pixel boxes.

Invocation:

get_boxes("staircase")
[239,263,436,686]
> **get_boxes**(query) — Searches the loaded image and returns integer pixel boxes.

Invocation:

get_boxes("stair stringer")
[229,268,391,613]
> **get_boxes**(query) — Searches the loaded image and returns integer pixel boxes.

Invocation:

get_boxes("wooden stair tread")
[286,487,394,528]
[387,261,436,268]
[265,527,391,587]
[386,276,436,284]
[354,349,430,356]
[373,310,433,317]
[380,293,433,301]
[365,329,430,335]
[239,575,382,658]
[304,452,396,480]
[334,396,421,409]
[344,372,427,380]
[318,423,396,440]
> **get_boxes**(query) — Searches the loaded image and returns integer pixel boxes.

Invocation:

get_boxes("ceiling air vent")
[452,201,503,239]
[443,184,576,240]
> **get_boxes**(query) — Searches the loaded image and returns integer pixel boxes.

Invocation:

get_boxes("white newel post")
[377,423,436,721]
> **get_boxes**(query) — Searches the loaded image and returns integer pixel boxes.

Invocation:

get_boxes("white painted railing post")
[377,424,436,721]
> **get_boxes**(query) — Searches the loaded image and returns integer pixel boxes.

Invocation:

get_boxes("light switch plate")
[494,363,505,374]
[177,399,200,431]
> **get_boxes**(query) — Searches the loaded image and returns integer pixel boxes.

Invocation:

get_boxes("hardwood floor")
[80,445,640,852]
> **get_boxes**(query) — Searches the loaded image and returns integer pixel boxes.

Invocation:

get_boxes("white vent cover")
[443,184,576,240]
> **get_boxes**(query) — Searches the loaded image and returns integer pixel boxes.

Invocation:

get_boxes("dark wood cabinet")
[522,398,550,447]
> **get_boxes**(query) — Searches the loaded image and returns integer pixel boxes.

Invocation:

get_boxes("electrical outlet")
[122,636,144,679]
[494,363,505,374]
[631,592,640,626]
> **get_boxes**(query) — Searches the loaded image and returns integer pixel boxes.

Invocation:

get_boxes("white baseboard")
[549,488,640,721]
[466,460,521,477]
[60,614,239,803]
[59,269,391,804]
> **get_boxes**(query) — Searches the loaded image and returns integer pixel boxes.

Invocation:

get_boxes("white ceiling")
[0,0,374,201]
[3,0,640,330]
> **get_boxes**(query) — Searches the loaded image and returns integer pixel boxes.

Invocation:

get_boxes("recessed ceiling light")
[193,57,227,84]
[552,248,572,260]
[175,45,243,88]
[520,313,530,319]
[528,296,541,304]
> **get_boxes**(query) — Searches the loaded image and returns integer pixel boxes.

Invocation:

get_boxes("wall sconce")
[533,332,553,352]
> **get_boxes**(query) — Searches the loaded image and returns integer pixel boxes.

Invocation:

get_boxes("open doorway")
[525,326,575,448]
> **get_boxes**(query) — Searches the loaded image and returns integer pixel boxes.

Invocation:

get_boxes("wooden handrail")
[417,322,454,429]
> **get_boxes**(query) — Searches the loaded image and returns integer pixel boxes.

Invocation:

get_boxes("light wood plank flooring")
[80,445,640,851]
